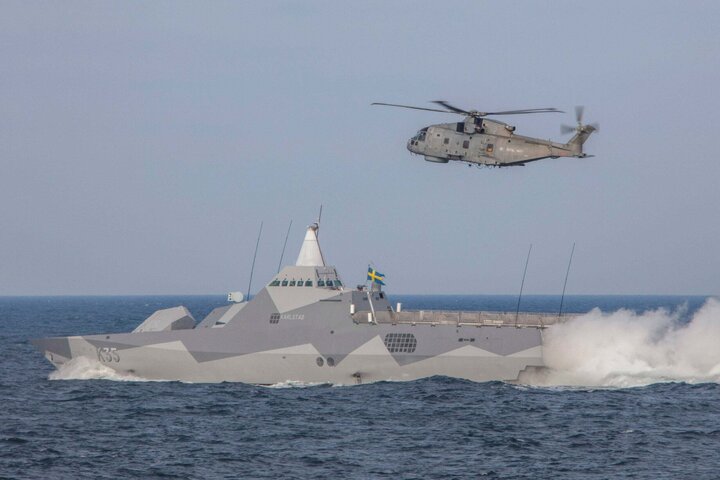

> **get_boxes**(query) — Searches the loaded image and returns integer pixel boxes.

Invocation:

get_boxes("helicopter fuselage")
[407,116,588,167]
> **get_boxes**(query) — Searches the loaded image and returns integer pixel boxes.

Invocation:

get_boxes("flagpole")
[365,264,376,323]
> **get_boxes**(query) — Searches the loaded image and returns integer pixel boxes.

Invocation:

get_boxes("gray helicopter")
[373,101,598,167]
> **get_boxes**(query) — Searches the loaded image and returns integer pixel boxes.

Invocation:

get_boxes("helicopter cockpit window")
[417,131,426,142]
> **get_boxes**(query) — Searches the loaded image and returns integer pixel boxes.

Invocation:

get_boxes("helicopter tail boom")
[567,126,596,156]
[561,106,598,157]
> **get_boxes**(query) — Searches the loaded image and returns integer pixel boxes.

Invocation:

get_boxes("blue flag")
[367,267,385,285]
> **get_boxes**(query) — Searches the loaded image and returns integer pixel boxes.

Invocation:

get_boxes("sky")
[1,1,719,296]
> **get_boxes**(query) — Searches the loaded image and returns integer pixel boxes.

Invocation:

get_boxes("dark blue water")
[2,295,719,479]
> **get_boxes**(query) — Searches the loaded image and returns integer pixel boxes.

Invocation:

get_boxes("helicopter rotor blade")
[431,100,472,115]
[371,102,455,114]
[561,120,599,135]
[434,101,562,117]
[561,124,576,135]
[483,108,564,116]
[575,105,585,124]
[374,101,564,118]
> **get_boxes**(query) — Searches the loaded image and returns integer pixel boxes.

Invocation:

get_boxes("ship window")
[296,279,304,287]
[443,138,449,145]
[269,279,280,286]
[281,279,288,286]
[463,140,470,149]
[335,280,342,287]
[305,280,313,287]
[289,280,296,286]
[318,279,326,287]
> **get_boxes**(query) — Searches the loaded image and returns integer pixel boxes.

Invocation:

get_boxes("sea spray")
[49,356,151,382]
[519,297,720,387]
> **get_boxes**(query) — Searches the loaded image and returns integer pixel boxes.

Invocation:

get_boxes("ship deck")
[353,310,576,328]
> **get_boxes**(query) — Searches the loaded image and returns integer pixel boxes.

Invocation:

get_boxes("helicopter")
[372,101,598,167]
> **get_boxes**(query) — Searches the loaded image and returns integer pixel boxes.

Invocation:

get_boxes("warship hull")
[32,328,544,384]
[32,290,558,384]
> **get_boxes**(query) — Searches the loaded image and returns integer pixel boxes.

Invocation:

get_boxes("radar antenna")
[515,244,532,327]
[558,243,576,319]
[246,221,263,301]
[276,220,293,274]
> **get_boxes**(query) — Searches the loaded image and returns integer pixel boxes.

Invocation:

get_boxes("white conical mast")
[295,222,325,267]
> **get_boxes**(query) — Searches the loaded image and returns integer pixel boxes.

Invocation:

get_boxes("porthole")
[327,357,335,367]
[316,357,324,367]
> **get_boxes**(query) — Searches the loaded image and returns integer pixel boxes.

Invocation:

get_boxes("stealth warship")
[32,223,565,384]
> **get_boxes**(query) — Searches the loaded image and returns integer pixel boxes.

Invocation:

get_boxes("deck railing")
[352,309,576,328]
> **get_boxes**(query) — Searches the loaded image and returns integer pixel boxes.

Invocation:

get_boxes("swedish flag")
[367,267,386,285]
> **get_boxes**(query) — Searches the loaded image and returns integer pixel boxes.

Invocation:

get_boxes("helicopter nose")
[406,139,415,153]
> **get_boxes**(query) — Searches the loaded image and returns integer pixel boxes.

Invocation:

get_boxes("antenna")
[316,204,323,236]
[558,242,576,318]
[515,244,532,326]
[246,221,263,301]
[277,220,293,274]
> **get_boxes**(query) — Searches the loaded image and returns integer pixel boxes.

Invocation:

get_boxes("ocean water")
[1,295,719,479]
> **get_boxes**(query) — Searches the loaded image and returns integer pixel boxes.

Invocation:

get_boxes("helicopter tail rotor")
[562,106,598,156]
[561,105,599,135]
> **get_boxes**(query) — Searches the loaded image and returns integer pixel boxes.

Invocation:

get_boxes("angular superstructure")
[31,223,566,384]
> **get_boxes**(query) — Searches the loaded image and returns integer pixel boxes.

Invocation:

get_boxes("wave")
[519,297,720,388]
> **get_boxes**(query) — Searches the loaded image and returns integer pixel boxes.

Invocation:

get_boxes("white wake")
[49,356,152,382]
[519,297,720,388]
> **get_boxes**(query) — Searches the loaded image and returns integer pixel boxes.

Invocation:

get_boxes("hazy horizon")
[2,1,719,296]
